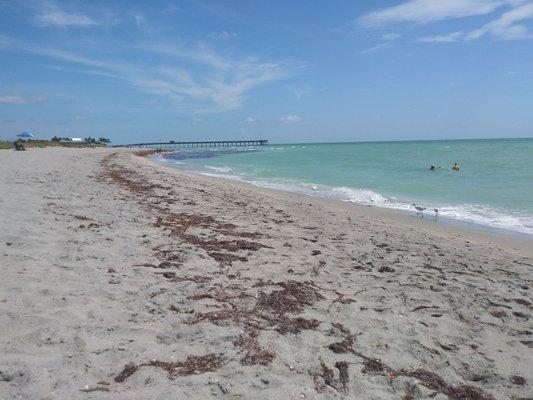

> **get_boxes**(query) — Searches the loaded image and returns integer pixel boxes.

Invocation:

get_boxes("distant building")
[71,138,83,142]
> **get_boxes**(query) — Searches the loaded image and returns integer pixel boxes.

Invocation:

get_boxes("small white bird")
[411,203,426,218]
[312,186,318,191]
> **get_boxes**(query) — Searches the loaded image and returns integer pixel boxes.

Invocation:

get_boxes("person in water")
[429,164,441,170]
[452,162,460,171]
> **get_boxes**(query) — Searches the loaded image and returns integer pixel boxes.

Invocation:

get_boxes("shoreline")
[152,150,533,239]
[1,147,532,399]
[147,153,533,255]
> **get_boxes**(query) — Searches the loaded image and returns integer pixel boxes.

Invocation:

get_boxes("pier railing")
[113,140,268,149]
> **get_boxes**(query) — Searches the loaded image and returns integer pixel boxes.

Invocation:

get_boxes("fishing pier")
[113,140,268,149]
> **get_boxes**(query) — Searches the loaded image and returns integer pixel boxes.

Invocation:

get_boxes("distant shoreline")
[146,151,533,252]
[150,140,533,239]
[109,136,533,147]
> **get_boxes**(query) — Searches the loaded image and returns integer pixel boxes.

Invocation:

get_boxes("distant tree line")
[84,137,111,143]
[50,136,111,143]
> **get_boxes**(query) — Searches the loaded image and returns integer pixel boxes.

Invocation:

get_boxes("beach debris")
[328,323,356,354]
[362,358,386,373]
[405,369,494,400]
[114,353,226,382]
[98,153,509,400]
[114,363,139,382]
[514,298,531,307]
[323,323,496,399]
[378,265,395,273]
[183,280,324,364]
[489,309,507,318]
[509,375,527,386]
[313,360,349,394]
[276,317,320,334]
[152,212,269,265]
[80,385,110,393]
[234,329,276,365]
[411,305,439,312]
[169,305,181,313]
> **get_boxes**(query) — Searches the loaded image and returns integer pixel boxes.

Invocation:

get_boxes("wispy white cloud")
[381,32,402,41]
[420,31,465,42]
[208,31,237,40]
[358,42,392,55]
[0,34,12,48]
[146,42,233,70]
[243,116,255,122]
[34,7,98,27]
[358,0,505,27]
[286,84,323,99]
[144,43,297,111]
[0,93,46,105]
[360,0,533,42]
[466,2,533,39]
[280,115,301,124]
[131,11,146,27]
[32,2,121,28]
[419,2,533,41]
[1,36,296,112]
[162,5,179,14]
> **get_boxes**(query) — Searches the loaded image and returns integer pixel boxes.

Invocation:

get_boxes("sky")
[0,0,532,144]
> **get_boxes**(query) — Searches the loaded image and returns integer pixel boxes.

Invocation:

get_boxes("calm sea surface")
[157,138,533,235]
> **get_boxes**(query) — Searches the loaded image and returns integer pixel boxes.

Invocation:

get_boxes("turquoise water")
[158,138,533,235]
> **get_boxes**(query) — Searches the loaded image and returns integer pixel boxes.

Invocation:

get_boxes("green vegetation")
[0,139,109,150]
[50,136,111,144]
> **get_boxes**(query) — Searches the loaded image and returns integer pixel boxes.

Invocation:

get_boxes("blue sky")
[1,0,532,144]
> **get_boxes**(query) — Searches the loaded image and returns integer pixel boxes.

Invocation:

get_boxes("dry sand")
[0,147,532,400]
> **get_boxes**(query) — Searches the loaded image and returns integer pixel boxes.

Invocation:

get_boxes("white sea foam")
[205,166,233,173]
[432,204,533,235]
[241,179,533,235]
[330,187,389,205]
[154,156,533,235]
[325,187,533,234]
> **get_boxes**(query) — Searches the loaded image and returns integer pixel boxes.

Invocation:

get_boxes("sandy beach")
[1,147,531,400]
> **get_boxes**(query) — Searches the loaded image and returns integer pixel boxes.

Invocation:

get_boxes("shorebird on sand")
[434,208,439,219]
[411,203,426,218]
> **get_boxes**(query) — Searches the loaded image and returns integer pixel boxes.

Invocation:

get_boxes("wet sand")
[1,147,531,399]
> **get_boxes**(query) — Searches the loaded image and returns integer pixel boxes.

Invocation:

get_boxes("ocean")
[155,138,533,235]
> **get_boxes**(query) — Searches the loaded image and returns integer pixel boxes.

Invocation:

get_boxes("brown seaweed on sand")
[115,353,226,382]
[313,360,349,394]
[404,369,494,400]
[183,280,325,364]
[276,317,320,334]
[323,324,495,400]
[99,161,269,266]
[510,375,527,386]
[489,309,507,318]
[233,329,275,366]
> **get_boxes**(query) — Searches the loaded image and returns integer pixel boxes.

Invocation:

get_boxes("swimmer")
[452,162,460,171]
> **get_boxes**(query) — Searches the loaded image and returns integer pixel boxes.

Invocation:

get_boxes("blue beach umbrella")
[16,132,35,139]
